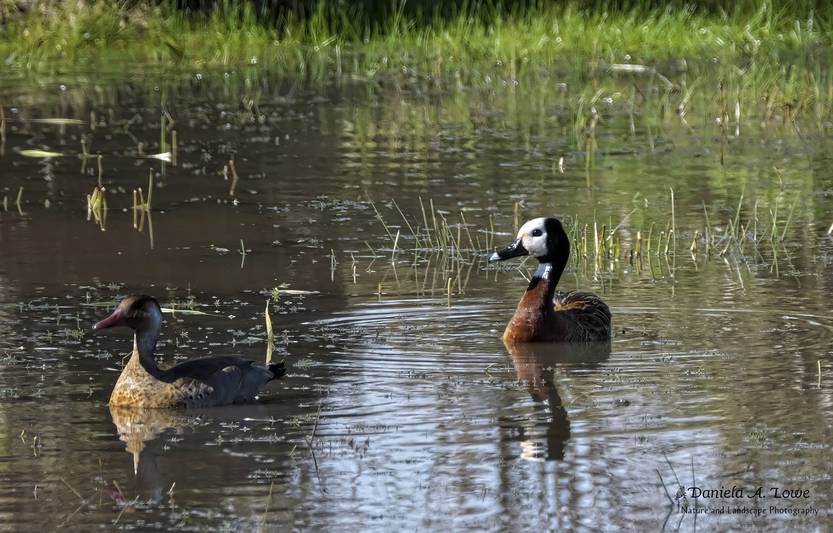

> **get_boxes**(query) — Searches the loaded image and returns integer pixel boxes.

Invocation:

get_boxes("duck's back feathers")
[160,357,285,407]
[109,353,286,409]
[553,291,612,342]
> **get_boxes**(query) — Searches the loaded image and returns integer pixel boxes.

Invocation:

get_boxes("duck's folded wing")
[159,356,255,383]
[553,291,612,341]
[161,356,278,406]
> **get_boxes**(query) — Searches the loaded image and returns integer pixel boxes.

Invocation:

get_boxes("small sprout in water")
[819,360,822,388]
[15,186,23,215]
[265,300,274,364]
[239,239,248,268]
[86,186,107,230]
[228,158,239,196]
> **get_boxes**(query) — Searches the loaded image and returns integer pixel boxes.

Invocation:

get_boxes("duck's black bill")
[488,238,528,262]
[94,309,126,331]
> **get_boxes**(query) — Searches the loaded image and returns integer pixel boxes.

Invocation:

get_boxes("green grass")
[4,1,833,124]
[0,1,830,76]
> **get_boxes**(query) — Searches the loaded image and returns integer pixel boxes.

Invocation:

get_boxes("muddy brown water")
[1,70,832,530]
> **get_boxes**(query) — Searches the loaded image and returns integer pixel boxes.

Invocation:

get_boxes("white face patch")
[517,217,549,258]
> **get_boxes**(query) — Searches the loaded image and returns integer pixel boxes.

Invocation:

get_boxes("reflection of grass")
[4,2,833,123]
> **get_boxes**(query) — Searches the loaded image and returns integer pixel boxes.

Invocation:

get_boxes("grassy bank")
[0,1,829,73]
[3,1,833,123]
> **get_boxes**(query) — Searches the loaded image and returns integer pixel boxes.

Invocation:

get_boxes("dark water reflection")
[1,70,832,530]
[504,342,611,461]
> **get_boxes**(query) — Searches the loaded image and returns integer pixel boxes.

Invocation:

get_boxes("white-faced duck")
[94,295,285,408]
[489,217,612,343]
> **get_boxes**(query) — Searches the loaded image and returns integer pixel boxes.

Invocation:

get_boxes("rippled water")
[1,70,832,530]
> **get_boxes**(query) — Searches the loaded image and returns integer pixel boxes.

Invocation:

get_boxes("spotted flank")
[109,352,216,408]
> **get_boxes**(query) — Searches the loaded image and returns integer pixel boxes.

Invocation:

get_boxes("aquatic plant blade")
[19,149,63,158]
[144,152,172,162]
[159,307,221,316]
[28,118,84,125]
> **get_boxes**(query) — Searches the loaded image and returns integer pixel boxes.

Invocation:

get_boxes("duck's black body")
[155,355,286,407]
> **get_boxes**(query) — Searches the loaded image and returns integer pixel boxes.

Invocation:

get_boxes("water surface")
[0,69,832,530]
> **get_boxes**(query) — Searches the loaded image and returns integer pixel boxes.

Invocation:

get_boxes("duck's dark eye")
[531,229,543,237]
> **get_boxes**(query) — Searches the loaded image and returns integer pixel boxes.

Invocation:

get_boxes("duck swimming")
[94,295,285,408]
[489,217,611,343]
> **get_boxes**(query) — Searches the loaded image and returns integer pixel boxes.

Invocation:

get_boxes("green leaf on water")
[159,307,221,316]
[19,149,63,158]
[280,289,319,295]
[144,152,172,162]
[29,118,84,125]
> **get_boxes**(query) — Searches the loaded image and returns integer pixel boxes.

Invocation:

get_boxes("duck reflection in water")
[109,403,272,503]
[504,341,610,460]
[108,405,196,503]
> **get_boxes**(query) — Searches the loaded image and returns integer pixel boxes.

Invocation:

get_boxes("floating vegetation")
[158,307,217,316]
[27,118,84,126]
[280,290,319,296]
[145,152,172,163]
[19,149,62,158]
[86,186,107,231]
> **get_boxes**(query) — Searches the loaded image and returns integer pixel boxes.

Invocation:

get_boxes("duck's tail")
[267,360,287,381]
